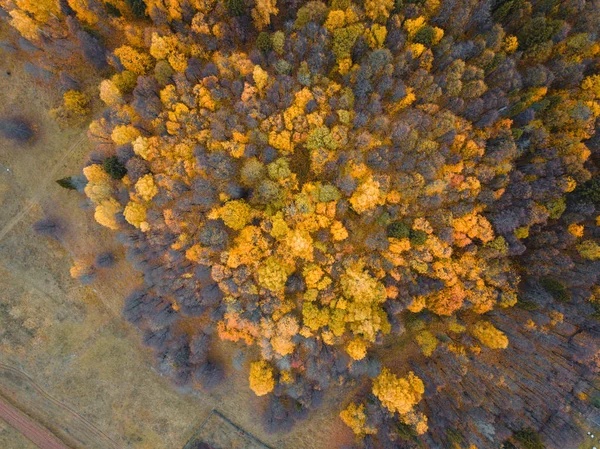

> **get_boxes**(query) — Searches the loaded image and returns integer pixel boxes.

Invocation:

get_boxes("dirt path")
[0,394,70,449]
[0,363,121,449]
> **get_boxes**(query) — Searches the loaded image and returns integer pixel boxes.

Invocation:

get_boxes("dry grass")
[0,418,39,449]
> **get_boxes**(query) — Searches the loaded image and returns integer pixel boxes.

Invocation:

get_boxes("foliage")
[249,361,275,396]
[512,428,545,449]
[577,240,600,260]
[50,91,90,127]
[56,177,77,190]
[387,221,410,239]
[339,403,376,436]
[409,229,428,246]
[539,277,570,303]
[575,175,600,205]
[256,32,272,53]
[415,330,437,356]
[252,0,278,30]
[226,0,246,16]
[7,0,600,445]
[103,156,127,180]
[471,322,508,349]
[125,0,147,18]
[372,368,427,434]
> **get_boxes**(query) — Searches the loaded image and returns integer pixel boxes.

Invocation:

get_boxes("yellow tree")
[471,321,508,349]
[67,0,99,24]
[364,0,393,23]
[252,0,278,30]
[249,360,275,396]
[114,46,153,75]
[99,79,123,106]
[372,368,424,415]
[339,402,376,436]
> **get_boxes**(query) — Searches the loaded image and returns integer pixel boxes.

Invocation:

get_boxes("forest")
[1,0,600,447]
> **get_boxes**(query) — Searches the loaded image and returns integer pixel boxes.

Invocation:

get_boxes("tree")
[372,368,424,415]
[195,359,225,391]
[539,277,570,302]
[227,0,246,16]
[409,229,428,246]
[99,80,122,106]
[56,177,77,190]
[70,260,96,284]
[251,0,278,30]
[103,156,127,179]
[50,91,90,127]
[249,360,275,396]
[576,240,600,261]
[471,321,508,349]
[215,200,252,230]
[114,46,152,75]
[512,428,545,449]
[125,0,147,18]
[415,330,437,356]
[364,0,393,23]
[340,402,376,436]
[257,32,272,53]
[413,26,435,47]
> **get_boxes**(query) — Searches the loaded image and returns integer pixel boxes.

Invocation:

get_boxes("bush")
[539,277,570,302]
[103,156,127,179]
[387,221,410,239]
[0,118,34,142]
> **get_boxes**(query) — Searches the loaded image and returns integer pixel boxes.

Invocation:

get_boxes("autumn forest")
[1,0,600,448]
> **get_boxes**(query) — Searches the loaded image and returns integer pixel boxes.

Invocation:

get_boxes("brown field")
[0,418,38,449]
[0,46,354,449]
